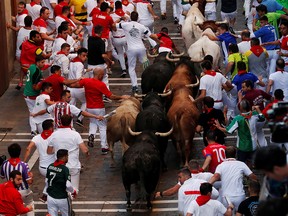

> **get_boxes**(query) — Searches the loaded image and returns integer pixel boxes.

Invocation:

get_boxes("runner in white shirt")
[26,0,42,21]
[115,11,160,93]
[209,146,257,212]
[55,6,77,31]
[136,0,158,48]
[52,25,69,56]
[110,1,129,77]
[186,183,233,216]
[122,0,135,16]
[267,58,288,101]
[41,0,57,29]
[83,0,98,36]
[54,43,71,78]
[6,2,28,32]
[32,82,55,133]
[178,168,219,216]
[16,16,33,60]
[237,30,251,54]
[47,114,90,193]
[23,119,55,203]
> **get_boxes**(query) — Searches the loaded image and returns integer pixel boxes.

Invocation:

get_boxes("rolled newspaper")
[104,110,116,118]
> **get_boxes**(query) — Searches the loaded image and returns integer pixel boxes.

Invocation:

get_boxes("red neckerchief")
[30,2,36,7]
[122,0,129,6]
[250,45,264,57]
[58,125,72,129]
[242,38,250,41]
[58,15,76,28]
[196,195,211,206]
[190,170,200,174]
[19,9,29,15]
[240,111,253,119]
[53,160,66,167]
[115,9,125,17]
[205,108,214,114]
[8,158,21,167]
[57,51,66,55]
[238,70,247,75]
[71,56,83,63]
[205,70,216,76]
[41,130,53,140]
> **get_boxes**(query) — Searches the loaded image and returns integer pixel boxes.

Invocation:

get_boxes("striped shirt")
[0,159,31,191]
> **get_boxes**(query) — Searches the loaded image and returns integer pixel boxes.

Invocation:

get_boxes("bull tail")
[120,116,129,154]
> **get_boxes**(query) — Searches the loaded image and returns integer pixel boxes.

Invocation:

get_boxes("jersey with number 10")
[202,143,226,173]
[46,163,71,199]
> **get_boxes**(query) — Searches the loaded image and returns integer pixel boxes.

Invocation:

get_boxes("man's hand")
[27,205,34,212]
[72,189,77,198]
[96,116,105,121]
[155,191,162,198]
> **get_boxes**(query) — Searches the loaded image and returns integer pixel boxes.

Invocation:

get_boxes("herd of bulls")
[105,1,227,209]
[107,53,202,209]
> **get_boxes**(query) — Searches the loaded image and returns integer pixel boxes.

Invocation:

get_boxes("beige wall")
[0,0,16,96]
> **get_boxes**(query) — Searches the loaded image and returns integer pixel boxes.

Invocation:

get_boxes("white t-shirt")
[54,53,70,76]
[191,172,213,182]
[48,128,83,169]
[110,13,127,37]
[52,37,66,55]
[269,71,288,101]
[186,199,227,216]
[16,28,32,58]
[41,0,57,18]
[178,178,219,216]
[26,3,42,21]
[199,73,227,101]
[55,16,76,31]
[84,0,97,21]
[122,3,135,14]
[32,134,55,168]
[16,13,27,27]
[136,2,153,24]
[69,61,84,79]
[238,41,251,54]
[116,21,150,50]
[215,159,252,197]
[32,94,53,124]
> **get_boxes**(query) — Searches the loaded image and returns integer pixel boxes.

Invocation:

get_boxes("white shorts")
[221,11,237,21]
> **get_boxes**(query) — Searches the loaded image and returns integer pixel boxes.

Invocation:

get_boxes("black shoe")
[120,70,127,78]
[229,26,235,34]
[88,134,94,148]
[132,86,138,93]
[174,17,179,24]
[161,13,166,20]
[15,85,21,90]
[76,119,84,127]
[101,148,109,155]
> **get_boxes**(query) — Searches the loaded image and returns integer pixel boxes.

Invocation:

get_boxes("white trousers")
[68,88,86,121]
[19,188,34,216]
[139,20,157,48]
[160,0,166,14]
[112,37,127,71]
[256,120,268,147]
[39,166,48,195]
[266,50,279,76]
[205,11,217,21]
[87,64,109,89]
[87,108,108,149]
[24,97,37,132]
[179,4,191,26]
[47,195,71,216]
[69,168,81,193]
[172,0,182,20]
[127,48,148,87]
[221,194,246,212]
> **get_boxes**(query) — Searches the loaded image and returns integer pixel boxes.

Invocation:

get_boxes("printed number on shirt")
[213,148,225,163]
[26,70,31,82]
[49,172,56,186]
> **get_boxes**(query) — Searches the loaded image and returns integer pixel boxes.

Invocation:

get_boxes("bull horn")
[158,89,172,97]
[166,52,180,62]
[171,52,185,57]
[128,126,142,136]
[155,127,173,137]
[185,76,199,88]
[147,52,159,58]
[134,93,146,98]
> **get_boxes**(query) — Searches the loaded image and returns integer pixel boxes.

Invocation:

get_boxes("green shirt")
[46,163,71,199]
[227,53,249,80]
[23,64,43,97]
[226,111,259,152]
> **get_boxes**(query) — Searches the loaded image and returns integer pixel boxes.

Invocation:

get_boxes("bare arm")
[40,33,55,41]
[201,155,212,171]
[202,33,219,41]
[149,34,161,44]
[109,94,130,100]
[248,173,258,181]
[196,89,206,101]
[44,98,55,106]
[266,79,273,94]
[257,76,265,87]
[224,62,234,77]
[147,4,158,19]
[81,110,104,121]
[155,184,181,198]
[63,79,80,86]
[31,109,47,117]
[209,173,221,184]
[223,80,234,91]
[79,143,90,158]
[23,141,36,162]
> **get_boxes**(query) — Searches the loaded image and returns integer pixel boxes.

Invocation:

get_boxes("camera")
[267,101,288,143]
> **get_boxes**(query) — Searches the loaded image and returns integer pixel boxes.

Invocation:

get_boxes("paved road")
[0,0,265,215]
